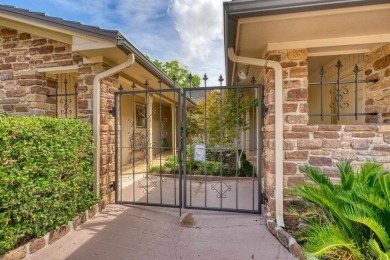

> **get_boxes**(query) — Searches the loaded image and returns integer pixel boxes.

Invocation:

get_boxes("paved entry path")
[29,204,295,260]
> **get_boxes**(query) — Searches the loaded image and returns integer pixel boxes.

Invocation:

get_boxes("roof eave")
[0,5,119,41]
[0,4,187,97]
[116,37,178,89]
[223,0,390,83]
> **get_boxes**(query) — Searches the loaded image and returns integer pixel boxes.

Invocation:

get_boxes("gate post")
[171,103,176,157]
[147,93,154,166]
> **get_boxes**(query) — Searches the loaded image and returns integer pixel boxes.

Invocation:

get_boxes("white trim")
[37,65,78,74]
[307,48,371,57]
[0,17,72,44]
[0,12,116,49]
[83,56,104,64]
[238,4,390,24]
[72,36,116,51]
[0,13,115,44]
[268,34,390,51]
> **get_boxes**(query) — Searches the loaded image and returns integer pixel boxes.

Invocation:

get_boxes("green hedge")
[0,117,97,254]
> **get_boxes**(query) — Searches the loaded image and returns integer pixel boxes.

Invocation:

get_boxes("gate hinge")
[109,106,116,117]
[260,193,267,205]
[261,105,268,115]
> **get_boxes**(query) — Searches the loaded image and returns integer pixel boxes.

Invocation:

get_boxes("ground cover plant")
[150,145,255,177]
[0,117,97,254]
[289,160,390,259]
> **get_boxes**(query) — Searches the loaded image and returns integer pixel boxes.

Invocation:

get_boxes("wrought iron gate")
[114,78,263,214]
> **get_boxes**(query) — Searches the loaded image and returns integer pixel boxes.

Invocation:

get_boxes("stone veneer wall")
[263,48,309,212]
[365,44,390,124]
[0,26,118,204]
[0,26,80,116]
[263,48,390,215]
[99,75,119,202]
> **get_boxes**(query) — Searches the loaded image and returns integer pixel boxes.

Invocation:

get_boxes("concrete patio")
[29,204,295,260]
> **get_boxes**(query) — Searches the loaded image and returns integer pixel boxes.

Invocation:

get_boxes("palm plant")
[290,160,390,259]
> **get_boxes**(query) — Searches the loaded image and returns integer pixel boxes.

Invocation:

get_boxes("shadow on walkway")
[29,204,294,260]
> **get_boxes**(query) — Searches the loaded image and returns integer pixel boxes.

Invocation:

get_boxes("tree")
[145,55,201,88]
[188,88,257,167]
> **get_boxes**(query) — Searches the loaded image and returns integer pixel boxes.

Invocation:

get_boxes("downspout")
[93,53,135,197]
[228,48,285,227]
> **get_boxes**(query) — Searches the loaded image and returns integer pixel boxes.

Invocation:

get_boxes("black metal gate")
[114,78,263,214]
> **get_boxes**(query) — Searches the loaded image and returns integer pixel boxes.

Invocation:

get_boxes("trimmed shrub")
[0,117,97,254]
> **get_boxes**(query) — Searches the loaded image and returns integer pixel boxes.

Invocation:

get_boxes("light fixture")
[238,65,249,80]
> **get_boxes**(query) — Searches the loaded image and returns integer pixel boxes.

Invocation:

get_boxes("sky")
[2,0,228,85]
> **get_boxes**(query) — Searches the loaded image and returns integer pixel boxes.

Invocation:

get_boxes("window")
[308,54,377,125]
[46,73,78,118]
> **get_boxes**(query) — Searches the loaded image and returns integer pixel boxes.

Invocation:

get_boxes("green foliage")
[188,89,257,148]
[162,138,169,151]
[289,160,390,259]
[150,145,255,177]
[145,55,201,88]
[0,117,97,254]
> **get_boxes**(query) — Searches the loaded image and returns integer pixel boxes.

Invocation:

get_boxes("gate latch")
[109,181,116,191]
[260,193,267,205]
[109,106,116,117]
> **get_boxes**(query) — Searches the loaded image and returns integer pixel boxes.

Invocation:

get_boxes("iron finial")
[353,64,360,74]
[336,60,343,69]
[131,82,136,89]
[63,78,68,86]
[144,80,149,89]
[119,84,123,92]
[158,78,163,84]
[203,73,208,87]
[218,75,224,85]
[188,73,193,88]
[250,76,256,85]
[320,66,325,77]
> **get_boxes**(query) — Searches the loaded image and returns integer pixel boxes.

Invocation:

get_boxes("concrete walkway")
[29,204,294,260]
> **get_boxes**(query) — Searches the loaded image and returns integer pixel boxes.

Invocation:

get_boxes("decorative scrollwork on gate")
[211,178,232,198]
[137,174,167,194]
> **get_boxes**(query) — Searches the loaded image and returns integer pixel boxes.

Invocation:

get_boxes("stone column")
[99,72,119,204]
[263,49,309,213]
[364,44,390,124]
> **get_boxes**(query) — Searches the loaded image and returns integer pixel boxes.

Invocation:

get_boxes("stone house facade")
[223,0,390,225]
[1,2,389,222]
[0,5,177,205]
[263,47,390,212]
